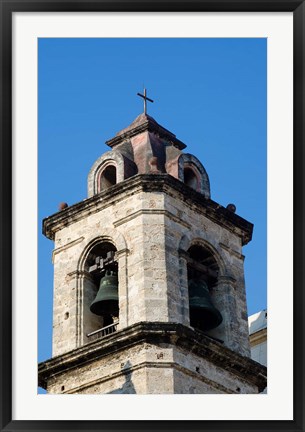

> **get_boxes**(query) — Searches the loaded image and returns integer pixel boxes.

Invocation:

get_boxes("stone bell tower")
[38,100,267,394]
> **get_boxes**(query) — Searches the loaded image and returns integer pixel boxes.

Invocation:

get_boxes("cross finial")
[137,88,154,115]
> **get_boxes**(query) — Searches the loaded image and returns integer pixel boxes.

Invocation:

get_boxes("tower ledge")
[38,322,267,393]
[43,174,253,244]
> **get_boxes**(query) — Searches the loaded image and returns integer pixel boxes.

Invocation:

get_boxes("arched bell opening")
[99,164,117,191]
[83,241,119,342]
[184,167,199,191]
[186,244,222,334]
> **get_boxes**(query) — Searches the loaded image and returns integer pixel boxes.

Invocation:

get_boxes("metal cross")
[137,88,154,115]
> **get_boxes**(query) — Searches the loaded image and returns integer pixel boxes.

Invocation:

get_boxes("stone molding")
[66,269,93,280]
[43,174,253,245]
[178,235,228,278]
[113,208,191,229]
[178,153,211,198]
[60,360,232,395]
[52,236,84,261]
[87,150,137,198]
[38,322,267,392]
[216,275,237,287]
[77,231,127,271]
[220,242,244,260]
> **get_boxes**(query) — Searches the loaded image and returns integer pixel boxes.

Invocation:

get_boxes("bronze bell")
[188,278,222,331]
[90,270,119,317]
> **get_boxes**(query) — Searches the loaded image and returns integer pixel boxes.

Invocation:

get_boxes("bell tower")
[38,104,267,394]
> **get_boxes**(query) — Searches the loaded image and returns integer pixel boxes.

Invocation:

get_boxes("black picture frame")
[1,1,304,431]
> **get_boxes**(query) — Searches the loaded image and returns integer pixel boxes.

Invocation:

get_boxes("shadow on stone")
[107,360,136,394]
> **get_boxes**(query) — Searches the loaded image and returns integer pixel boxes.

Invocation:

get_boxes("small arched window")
[184,167,198,191]
[99,165,117,191]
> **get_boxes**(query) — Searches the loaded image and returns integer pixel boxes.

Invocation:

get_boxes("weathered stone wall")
[46,339,260,395]
[47,343,151,394]
[51,188,169,355]
[50,180,251,358]
[172,346,256,394]
[52,188,144,355]
[163,192,250,356]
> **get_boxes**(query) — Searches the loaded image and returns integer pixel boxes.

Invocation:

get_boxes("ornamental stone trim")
[178,153,211,198]
[219,242,244,260]
[38,322,267,392]
[59,360,233,395]
[52,236,84,261]
[43,174,253,245]
[77,231,127,272]
[113,208,191,230]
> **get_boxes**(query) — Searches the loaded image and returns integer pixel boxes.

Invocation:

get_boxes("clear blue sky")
[38,38,267,372]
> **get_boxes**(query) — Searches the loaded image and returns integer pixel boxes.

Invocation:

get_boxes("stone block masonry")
[40,110,260,395]
[39,323,266,394]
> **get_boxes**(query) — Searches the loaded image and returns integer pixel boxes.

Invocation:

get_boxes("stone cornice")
[38,322,266,392]
[43,174,253,245]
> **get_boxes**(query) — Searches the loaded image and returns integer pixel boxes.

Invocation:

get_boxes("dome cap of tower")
[88,89,210,199]
[106,113,186,150]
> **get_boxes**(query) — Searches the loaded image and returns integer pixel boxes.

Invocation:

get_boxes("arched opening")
[186,244,222,333]
[99,165,117,191]
[184,167,198,191]
[84,241,119,342]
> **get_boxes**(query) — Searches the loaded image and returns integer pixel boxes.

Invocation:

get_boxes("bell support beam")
[179,249,218,279]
